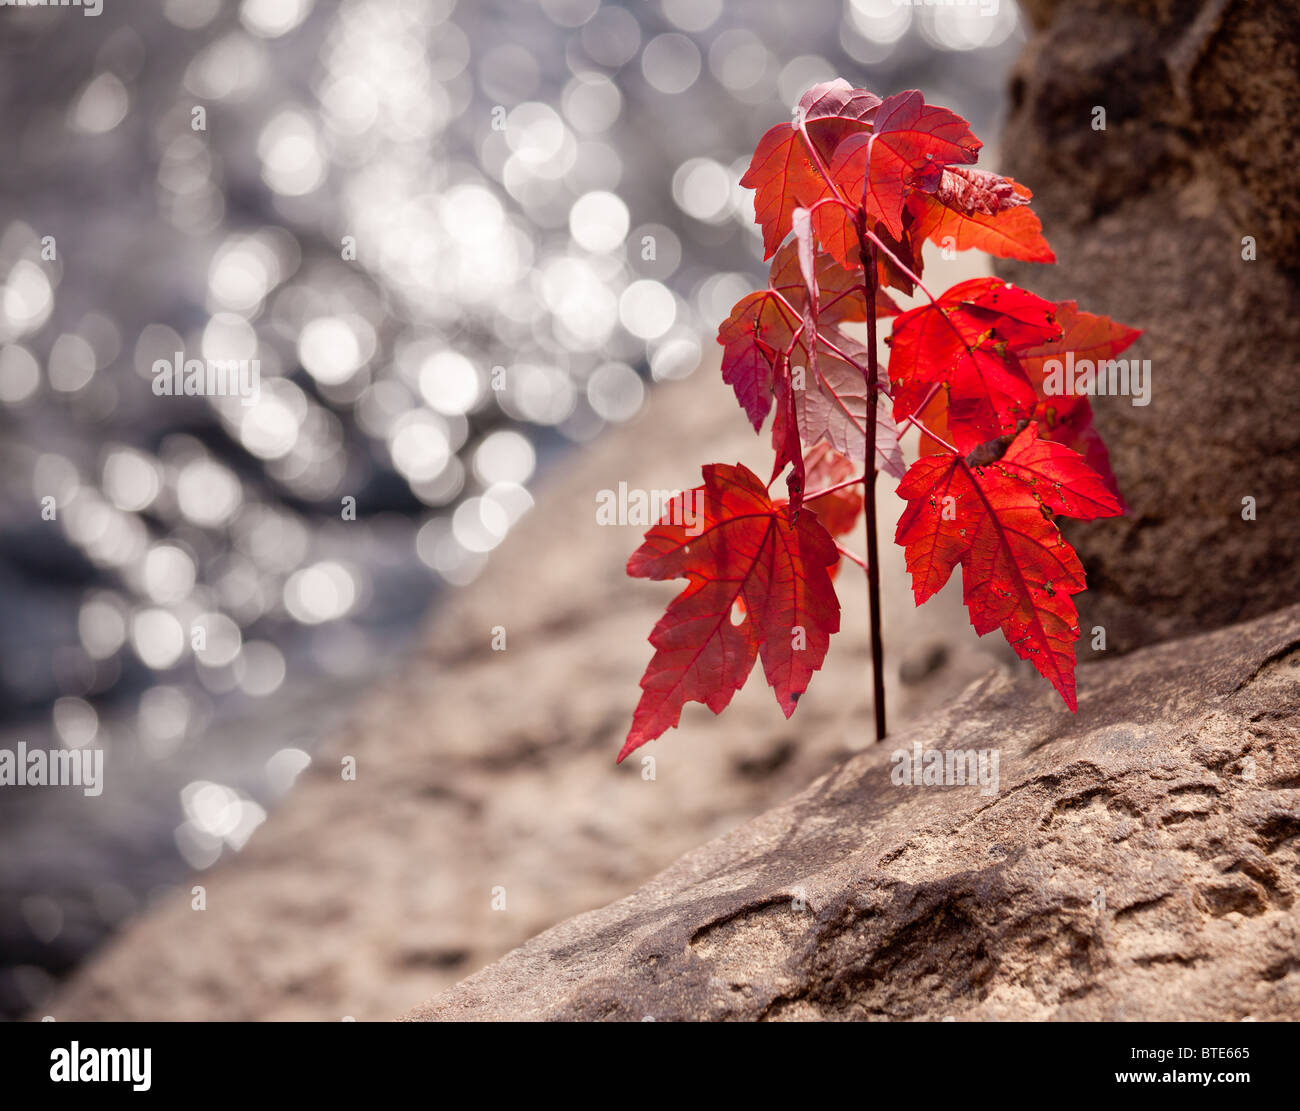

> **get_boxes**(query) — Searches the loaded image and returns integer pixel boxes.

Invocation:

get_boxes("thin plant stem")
[856,208,888,744]
[834,541,867,570]
[804,474,866,502]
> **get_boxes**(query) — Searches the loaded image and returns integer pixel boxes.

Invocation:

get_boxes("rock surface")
[408,604,1300,1021]
[997,0,1300,656]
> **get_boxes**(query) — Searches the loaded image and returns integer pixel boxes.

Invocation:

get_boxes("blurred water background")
[0,0,1024,1018]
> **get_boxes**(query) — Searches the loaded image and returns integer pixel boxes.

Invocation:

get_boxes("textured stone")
[408,604,1300,1021]
[996,0,1300,656]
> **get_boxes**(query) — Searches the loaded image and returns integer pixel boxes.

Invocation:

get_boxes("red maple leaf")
[620,463,841,761]
[888,277,1061,453]
[895,424,1122,709]
[827,90,981,241]
[908,177,1055,264]
[740,80,880,259]
[717,239,891,432]
[1017,301,1142,503]
[797,78,884,124]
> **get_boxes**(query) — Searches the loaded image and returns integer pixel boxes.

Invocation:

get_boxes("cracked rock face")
[406,605,1300,1021]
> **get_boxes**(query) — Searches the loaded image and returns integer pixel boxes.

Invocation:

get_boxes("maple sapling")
[618,80,1140,764]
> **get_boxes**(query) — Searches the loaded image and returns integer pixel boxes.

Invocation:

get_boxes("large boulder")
[407,604,1300,1021]
[996,0,1300,656]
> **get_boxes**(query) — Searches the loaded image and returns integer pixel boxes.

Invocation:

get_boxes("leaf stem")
[897,382,961,455]
[855,208,888,744]
[834,541,868,570]
[860,224,939,305]
[804,474,866,502]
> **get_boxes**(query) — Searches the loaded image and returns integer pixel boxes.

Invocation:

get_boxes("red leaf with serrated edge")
[718,240,895,433]
[1017,301,1141,502]
[888,278,1060,453]
[828,90,980,240]
[917,198,1056,263]
[895,424,1122,710]
[741,122,838,260]
[991,423,1126,521]
[908,175,1055,263]
[620,463,840,761]
[798,78,882,124]
[717,288,794,431]
[1032,395,1117,505]
[913,385,1120,519]
[894,450,970,604]
[1018,301,1142,385]
[740,82,881,259]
